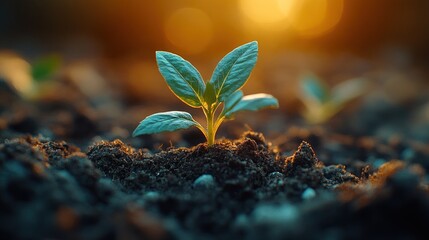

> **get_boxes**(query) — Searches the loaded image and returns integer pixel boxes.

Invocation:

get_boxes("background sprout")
[0,54,61,98]
[31,55,61,84]
[133,41,279,145]
[299,73,367,124]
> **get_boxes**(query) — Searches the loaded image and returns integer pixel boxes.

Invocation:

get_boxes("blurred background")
[1,0,429,147]
[2,0,429,57]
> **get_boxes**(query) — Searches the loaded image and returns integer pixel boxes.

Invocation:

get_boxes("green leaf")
[331,78,367,105]
[300,74,329,104]
[31,55,61,82]
[156,51,205,107]
[209,41,258,102]
[203,81,217,107]
[225,93,279,118]
[132,111,197,136]
[221,90,243,115]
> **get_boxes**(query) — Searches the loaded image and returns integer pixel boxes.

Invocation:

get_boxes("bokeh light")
[0,0,428,110]
[0,52,32,94]
[289,0,327,33]
[239,0,294,31]
[239,0,343,37]
[289,0,344,37]
[164,8,214,54]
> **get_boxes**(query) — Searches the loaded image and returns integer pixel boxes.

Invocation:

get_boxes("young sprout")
[299,73,367,124]
[31,55,61,83]
[0,54,60,98]
[133,41,279,145]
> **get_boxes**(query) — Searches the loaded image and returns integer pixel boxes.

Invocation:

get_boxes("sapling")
[299,73,367,124]
[133,41,279,145]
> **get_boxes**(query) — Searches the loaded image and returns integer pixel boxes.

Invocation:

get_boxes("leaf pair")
[133,41,279,145]
[300,73,367,124]
[155,41,258,108]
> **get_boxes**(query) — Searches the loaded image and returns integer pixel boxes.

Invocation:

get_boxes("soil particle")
[286,141,321,169]
[87,139,146,187]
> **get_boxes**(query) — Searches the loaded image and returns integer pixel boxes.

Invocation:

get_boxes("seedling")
[0,54,60,98]
[299,73,367,124]
[31,55,61,83]
[133,41,279,145]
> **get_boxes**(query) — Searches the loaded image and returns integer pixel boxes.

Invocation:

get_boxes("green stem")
[204,103,223,146]
[213,116,224,134]
[207,111,215,146]
[195,121,208,140]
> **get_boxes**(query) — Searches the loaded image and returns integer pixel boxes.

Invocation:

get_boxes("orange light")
[164,8,214,54]
[239,0,293,24]
[0,52,32,94]
[290,0,344,37]
[238,0,344,37]
[239,0,294,31]
[289,0,327,32]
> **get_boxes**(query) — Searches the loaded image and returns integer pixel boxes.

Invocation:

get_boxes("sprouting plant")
[133,41,279,145]
[25,55,62,97]
[299,73,367,124]
[0,54,60,98]
[31,55,61,83]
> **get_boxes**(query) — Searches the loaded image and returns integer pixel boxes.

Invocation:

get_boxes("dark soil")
[1,65,429,240]
[1,131,428,240]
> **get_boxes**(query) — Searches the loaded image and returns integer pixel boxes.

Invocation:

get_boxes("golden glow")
[289,0,327,32]
[239,0,344,37]
[321,0,344,36]
[0,52,32,94]
[164,8,214,54]
[290,0,344,37]
[239,0,293,24]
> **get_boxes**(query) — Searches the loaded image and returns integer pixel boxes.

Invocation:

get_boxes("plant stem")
[206,108,215,146]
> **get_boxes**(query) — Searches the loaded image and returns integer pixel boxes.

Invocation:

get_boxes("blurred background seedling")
[0,53,61,99]
[31,55,61,84]
[299,73,367,124]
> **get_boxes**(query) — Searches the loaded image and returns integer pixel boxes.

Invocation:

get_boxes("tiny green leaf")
[133,111,198,136]
[331,78,367,105]
[31,55,61,82]
[209,41,258,102]
[203,81,217,107]
[156,51,205,107]
[301,75,329,104]
[225,93,278,118]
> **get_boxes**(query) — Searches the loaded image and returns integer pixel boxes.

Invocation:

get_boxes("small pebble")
[144,191,161,201]
[301,188,316,200]
[193,174,216,190]
[267,172,285,187]
[252,204,299,224]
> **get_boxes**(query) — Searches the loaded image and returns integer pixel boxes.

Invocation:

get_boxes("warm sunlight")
[289,0,344,37]
[239,0,343,36]
[164,8,214,54]
[0,52,32,94]
[239,0,294,31]
[239,0,293,24]
[2,1,429,239]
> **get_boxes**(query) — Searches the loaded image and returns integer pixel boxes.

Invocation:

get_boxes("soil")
[1,71,429,240]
